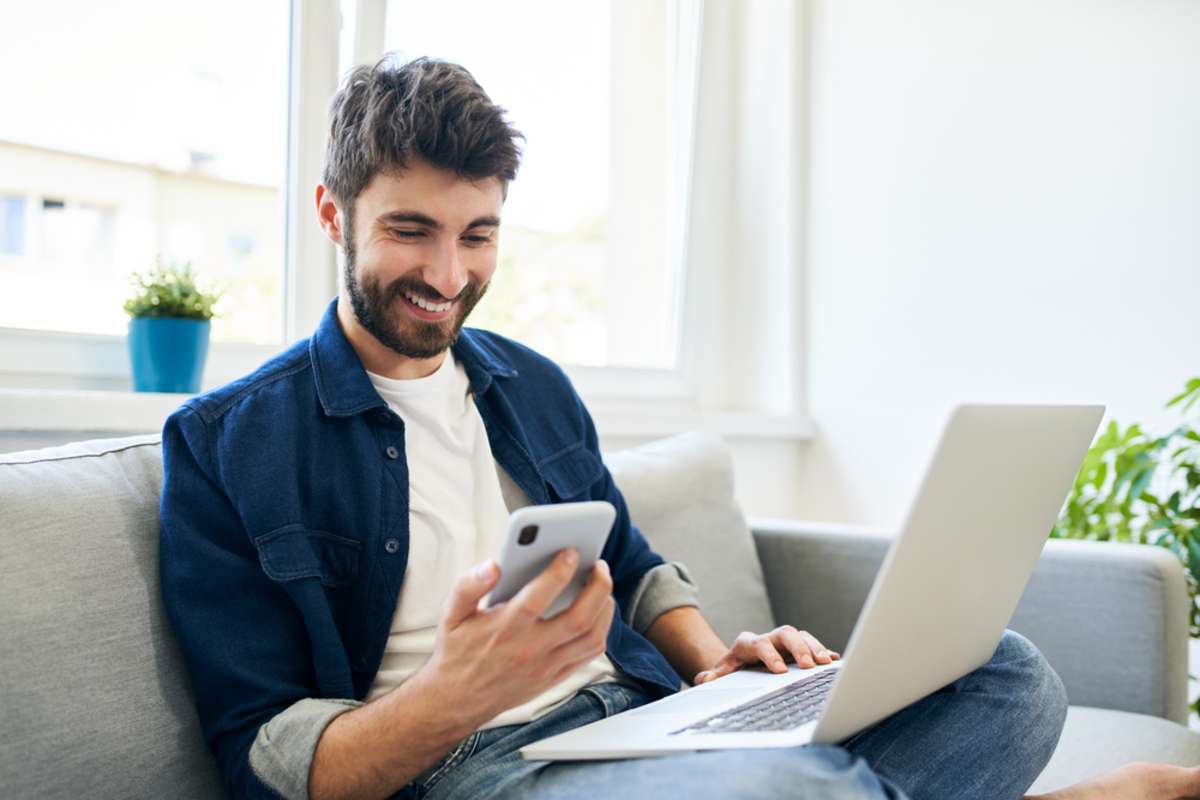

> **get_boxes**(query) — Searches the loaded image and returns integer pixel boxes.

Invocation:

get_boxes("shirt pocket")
[537,443,606,502]
[253,524,362,588]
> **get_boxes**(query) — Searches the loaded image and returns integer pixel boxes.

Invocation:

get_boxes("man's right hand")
[420,548,615,728]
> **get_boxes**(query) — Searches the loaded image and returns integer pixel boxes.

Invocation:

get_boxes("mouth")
[399,289,456,321]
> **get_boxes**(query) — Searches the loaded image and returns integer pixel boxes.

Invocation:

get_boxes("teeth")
[404,291,452,313]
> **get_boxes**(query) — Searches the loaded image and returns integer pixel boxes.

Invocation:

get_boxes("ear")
[315,184,346,247]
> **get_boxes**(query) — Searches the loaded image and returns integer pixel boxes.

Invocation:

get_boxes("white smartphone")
[484,501,617,619]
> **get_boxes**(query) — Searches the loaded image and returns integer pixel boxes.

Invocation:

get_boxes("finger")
[796,630,834,665]
[547,560,613,645]
[546,595,614,669]
[508,548,580,622]
[549,623,614,686]
[696,654,742,684]
[752,636,789,673]
[730,632,787,674]
[732,632,786,673]
[444,560,499,628]
[775,627,816,668]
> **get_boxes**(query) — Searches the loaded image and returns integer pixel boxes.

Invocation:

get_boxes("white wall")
[791,0,1200,528]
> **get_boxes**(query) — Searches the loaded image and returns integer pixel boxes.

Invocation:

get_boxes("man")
[159,57,1193,800]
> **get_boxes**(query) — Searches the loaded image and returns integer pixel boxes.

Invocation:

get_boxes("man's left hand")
[692,625,840,685]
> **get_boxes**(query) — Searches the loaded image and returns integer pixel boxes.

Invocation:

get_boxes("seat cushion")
[604,431,775,643]
[1030,706,1200,793]
[0,435,224,799]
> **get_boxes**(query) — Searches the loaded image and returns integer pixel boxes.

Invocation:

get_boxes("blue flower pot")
[127,317,211,393]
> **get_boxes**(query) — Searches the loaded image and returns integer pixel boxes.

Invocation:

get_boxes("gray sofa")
[2,431,1198,798]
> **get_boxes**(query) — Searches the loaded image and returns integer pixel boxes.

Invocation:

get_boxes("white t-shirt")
[364,352,617,729]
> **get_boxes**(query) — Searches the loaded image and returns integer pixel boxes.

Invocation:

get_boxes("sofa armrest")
[749,518,1190,724]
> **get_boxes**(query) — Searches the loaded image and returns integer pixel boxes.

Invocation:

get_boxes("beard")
[342,215,488,360]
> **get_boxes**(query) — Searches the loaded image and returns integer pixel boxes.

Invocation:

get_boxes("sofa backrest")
[0,431,771,798]
[604,432,775,642]
[0,436,224,799]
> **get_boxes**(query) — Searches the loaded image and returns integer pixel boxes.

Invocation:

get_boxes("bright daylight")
[2,2,1199,800]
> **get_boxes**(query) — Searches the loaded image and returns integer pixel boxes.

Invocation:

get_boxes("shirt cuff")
[624,561,701,634]
[248,697,361,800]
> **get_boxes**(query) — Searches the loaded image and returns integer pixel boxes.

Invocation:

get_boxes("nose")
[421,236,469,300]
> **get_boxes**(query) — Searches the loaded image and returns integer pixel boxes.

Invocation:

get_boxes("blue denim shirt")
[159,300,683,799]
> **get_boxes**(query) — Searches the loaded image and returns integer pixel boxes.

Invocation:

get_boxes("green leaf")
[123,262,221,321]
[1126,463,1158,503]
[1186,536,1200,582]
[1167,378,1200,411]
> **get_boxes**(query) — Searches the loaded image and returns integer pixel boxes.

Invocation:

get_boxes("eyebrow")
[377,210,501,231]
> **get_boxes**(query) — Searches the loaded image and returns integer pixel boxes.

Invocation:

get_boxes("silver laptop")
[522,403,1104,760]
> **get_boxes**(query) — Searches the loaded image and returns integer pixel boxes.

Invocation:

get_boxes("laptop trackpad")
[630,689,752,716]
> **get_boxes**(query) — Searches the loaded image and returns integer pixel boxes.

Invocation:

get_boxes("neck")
[336,293,447,380]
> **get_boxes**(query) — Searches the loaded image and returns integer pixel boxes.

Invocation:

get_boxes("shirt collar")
[309,298,518,417]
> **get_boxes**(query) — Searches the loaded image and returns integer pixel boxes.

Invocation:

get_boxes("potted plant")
[123,263,220,393]
[1052,376,1200,713]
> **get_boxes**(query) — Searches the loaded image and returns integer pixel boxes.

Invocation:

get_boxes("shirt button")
[384,538,400,554]
[385,445,399,460]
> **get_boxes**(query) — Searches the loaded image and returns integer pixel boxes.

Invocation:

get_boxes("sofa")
[2,430,1198,798]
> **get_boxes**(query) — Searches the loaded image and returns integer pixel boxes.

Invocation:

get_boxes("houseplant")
[1052,376,1200,712]
[123,263,220,393]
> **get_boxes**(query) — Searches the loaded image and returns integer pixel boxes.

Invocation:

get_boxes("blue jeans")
[404,631,1067,800]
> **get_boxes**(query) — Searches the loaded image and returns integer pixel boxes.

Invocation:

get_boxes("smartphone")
[484,500,617,619]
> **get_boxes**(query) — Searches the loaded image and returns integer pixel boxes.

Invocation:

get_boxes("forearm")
[643,606,728,685]
[309,667,480,800]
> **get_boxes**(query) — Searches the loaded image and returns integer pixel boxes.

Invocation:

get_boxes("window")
[0,195,26,256]
[381,0,700,369]
[1,2,809,439]
[0,1,290,345]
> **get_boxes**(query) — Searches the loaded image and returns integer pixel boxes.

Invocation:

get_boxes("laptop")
[522,403,1104,760]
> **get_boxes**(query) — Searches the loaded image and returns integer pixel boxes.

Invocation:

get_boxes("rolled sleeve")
[248,698,362,800]
[624,561,701,634]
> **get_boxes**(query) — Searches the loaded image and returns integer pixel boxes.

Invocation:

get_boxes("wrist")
[644,606,728,682]
[408,657,489,739]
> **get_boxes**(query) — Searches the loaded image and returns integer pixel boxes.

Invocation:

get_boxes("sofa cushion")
[0,435,224,799]
[604,432,776,644]
[1029,705,1200,794]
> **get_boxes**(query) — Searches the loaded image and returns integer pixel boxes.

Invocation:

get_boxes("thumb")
[444,560,499,628]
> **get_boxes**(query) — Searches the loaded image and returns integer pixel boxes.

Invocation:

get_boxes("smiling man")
[327,166,499,375]
[156,56,1177,800]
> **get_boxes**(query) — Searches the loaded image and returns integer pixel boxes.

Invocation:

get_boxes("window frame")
[0,0,813,441]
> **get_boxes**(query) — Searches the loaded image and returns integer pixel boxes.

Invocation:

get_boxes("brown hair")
[322,55,524,208]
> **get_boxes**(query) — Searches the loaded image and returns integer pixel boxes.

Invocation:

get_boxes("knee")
[990,630,1069,743]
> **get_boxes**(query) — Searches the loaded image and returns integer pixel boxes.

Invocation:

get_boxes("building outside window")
[0,1,290,345]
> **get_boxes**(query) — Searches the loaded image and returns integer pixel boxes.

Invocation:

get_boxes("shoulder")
[172,338,314,430]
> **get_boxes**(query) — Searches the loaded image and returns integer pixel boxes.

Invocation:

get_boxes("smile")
[402,290,454,313]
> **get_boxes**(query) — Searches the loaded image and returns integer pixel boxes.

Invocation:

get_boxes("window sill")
[0,387,815,442]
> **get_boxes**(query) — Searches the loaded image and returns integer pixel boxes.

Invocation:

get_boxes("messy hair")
[322,55,524,208]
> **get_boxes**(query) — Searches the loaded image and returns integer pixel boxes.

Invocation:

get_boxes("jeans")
[404,630,1068,800]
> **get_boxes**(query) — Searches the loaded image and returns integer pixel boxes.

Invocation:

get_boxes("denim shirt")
[159,300,684,799]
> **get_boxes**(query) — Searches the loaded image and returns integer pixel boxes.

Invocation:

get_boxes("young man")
[159,57,1193,800]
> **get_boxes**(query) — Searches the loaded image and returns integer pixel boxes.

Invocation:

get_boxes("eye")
[392,229,424,240]
[462,233,494,246]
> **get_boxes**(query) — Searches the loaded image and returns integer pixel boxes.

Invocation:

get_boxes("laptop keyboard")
[671,668,839,735]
